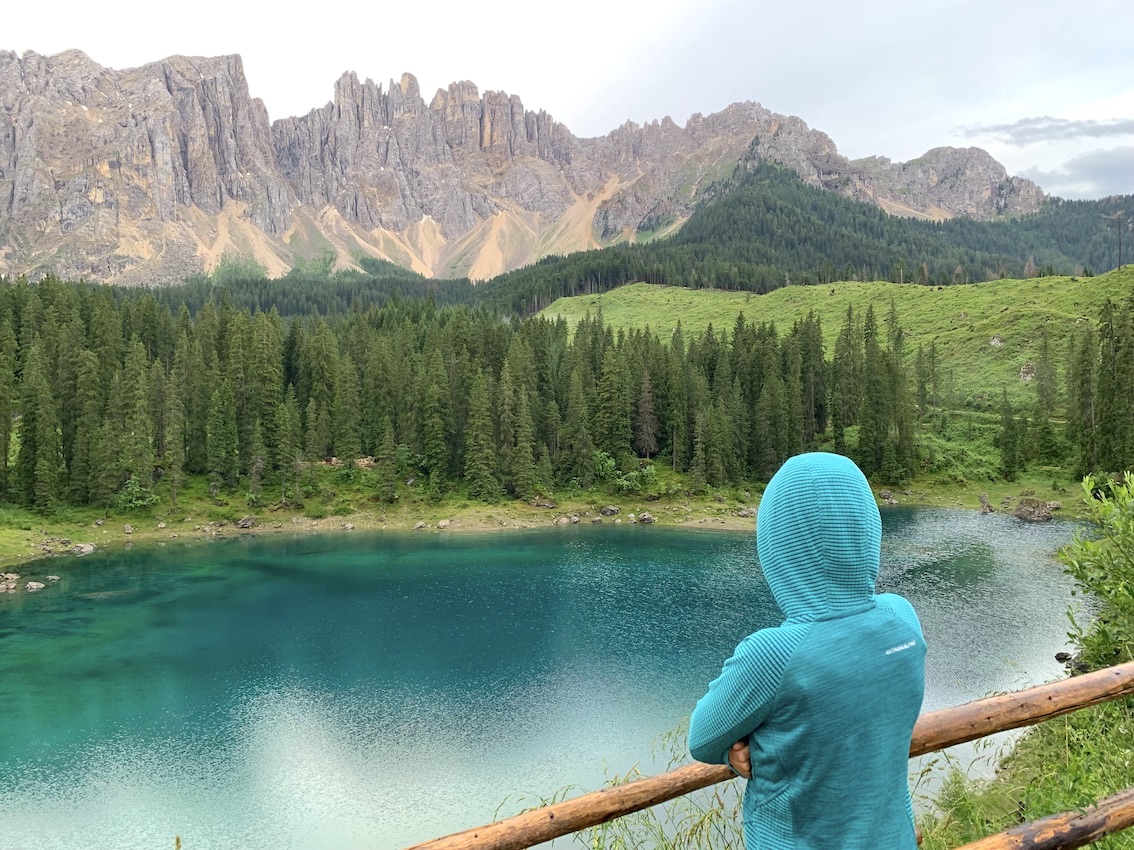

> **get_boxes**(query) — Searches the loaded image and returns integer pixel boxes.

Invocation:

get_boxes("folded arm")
[688,626,802,766]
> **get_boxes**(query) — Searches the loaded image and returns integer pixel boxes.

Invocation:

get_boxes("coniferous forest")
[0,159,1131,516]
[1,269,1133,516]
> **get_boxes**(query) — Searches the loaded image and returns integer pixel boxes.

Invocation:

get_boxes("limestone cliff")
[0,50,1047,284]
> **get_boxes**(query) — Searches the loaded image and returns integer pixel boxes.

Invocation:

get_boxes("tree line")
[0,277,930,514]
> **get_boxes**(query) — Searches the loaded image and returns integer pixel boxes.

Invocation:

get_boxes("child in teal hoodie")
[689,452,925,849]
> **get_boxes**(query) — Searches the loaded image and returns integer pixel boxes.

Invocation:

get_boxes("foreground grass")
[918,698,1134,849]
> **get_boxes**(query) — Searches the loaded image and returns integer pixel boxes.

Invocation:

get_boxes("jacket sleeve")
[688,625,804,766]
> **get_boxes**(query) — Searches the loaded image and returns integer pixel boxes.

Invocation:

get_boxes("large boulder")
[1013,497,1053,522]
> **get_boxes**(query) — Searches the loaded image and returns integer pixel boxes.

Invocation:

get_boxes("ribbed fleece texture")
[689,452,926,849]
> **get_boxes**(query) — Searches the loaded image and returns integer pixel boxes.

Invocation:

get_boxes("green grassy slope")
[540,268,1134,411]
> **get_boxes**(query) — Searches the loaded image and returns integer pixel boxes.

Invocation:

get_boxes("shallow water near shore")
[0,509,1080,848]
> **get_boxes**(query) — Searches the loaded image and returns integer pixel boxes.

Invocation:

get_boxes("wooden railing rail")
[405,661,1134,850]
[955,786,1134,849]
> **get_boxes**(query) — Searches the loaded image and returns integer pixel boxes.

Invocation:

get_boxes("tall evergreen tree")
[164,365,186,509]
[512,393,538,500]
[0,320,18,496]
[333,352,362,462]
[1029,329,1060,463]
[1068,326,1099,476]
[121,339,155,491]
[999,389,1021,481]
[633,370,660,459]
[593,348,632,461]
[275,386,303,502]
[69,350,102,504]
[374,416,398,503]
[207,377,239,494]
[560,368,595,487]
[463,371,500,501]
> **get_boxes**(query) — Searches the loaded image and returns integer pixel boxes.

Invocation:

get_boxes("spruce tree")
[69,350,102,504]
[0,320,19,496]
[690,411,708,493]
[495,362,516,487]
[634,370,660,459]
[164,366,186,509]
[1068,326,1098,476]
[207,377,239,494]
[1030,330,1060,463]
[333,353,362,462]
[463,371,500,501]
[560,368,595,487]
[594,348,631,462]
[512,394,538,500]
[275,386,302,502]
[121,339,155,492]
[999,389,1020,481]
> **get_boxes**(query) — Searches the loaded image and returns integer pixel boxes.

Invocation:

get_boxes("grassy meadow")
[540,269,1134,410]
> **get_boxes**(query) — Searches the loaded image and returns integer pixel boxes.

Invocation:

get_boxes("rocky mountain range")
[0,49,1047,285]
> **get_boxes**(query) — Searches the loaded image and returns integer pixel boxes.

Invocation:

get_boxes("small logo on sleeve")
[885,640,917,655]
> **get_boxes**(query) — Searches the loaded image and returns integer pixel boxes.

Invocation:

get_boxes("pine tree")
[594,348,631,461]
[1068,326,1098,476]
[512,393,538,500]
[1030,330,1060,463]
[463,371,500,501]
[690,411,708,493]
[633,370,659,459]
[754,368,787,479]
[999,389,1020,481]
[495,362,516,487]
[374,416,398,503]
[333,352,362,462]
[0,320,19,497]
[275,386,302,502]
[164,366,186,509]
[92,371,125,509]
[560,368,595,487]
[19,342,65,512]
[69,350,102,504]
[857,306,887,475]
[121,339,155,492]
[247,419,266,507]
[207,377,239,494]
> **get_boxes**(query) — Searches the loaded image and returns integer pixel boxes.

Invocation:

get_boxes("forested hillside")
[1,270,1132,517]
[473,164,1132,314]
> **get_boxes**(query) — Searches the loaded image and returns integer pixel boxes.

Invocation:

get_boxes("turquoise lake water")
[0,510,1080,848]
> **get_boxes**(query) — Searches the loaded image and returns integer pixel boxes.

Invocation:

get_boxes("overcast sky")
[8,0,1133,199]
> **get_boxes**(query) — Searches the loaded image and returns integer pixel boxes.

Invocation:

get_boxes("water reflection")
[0,515,1081,847]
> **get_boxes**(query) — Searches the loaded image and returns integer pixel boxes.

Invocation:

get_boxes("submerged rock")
[25,581,45,591]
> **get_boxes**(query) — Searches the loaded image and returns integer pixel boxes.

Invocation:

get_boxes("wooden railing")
[407,661,1134,850]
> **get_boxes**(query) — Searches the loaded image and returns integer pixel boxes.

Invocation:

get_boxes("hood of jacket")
[756,452,881,620]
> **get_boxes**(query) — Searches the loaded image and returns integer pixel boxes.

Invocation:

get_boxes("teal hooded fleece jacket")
[689,452,925,849]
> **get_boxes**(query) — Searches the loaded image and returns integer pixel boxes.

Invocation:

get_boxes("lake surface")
[0,509,1081,849]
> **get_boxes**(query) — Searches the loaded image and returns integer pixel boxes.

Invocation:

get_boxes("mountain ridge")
[0,49,1046,285]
